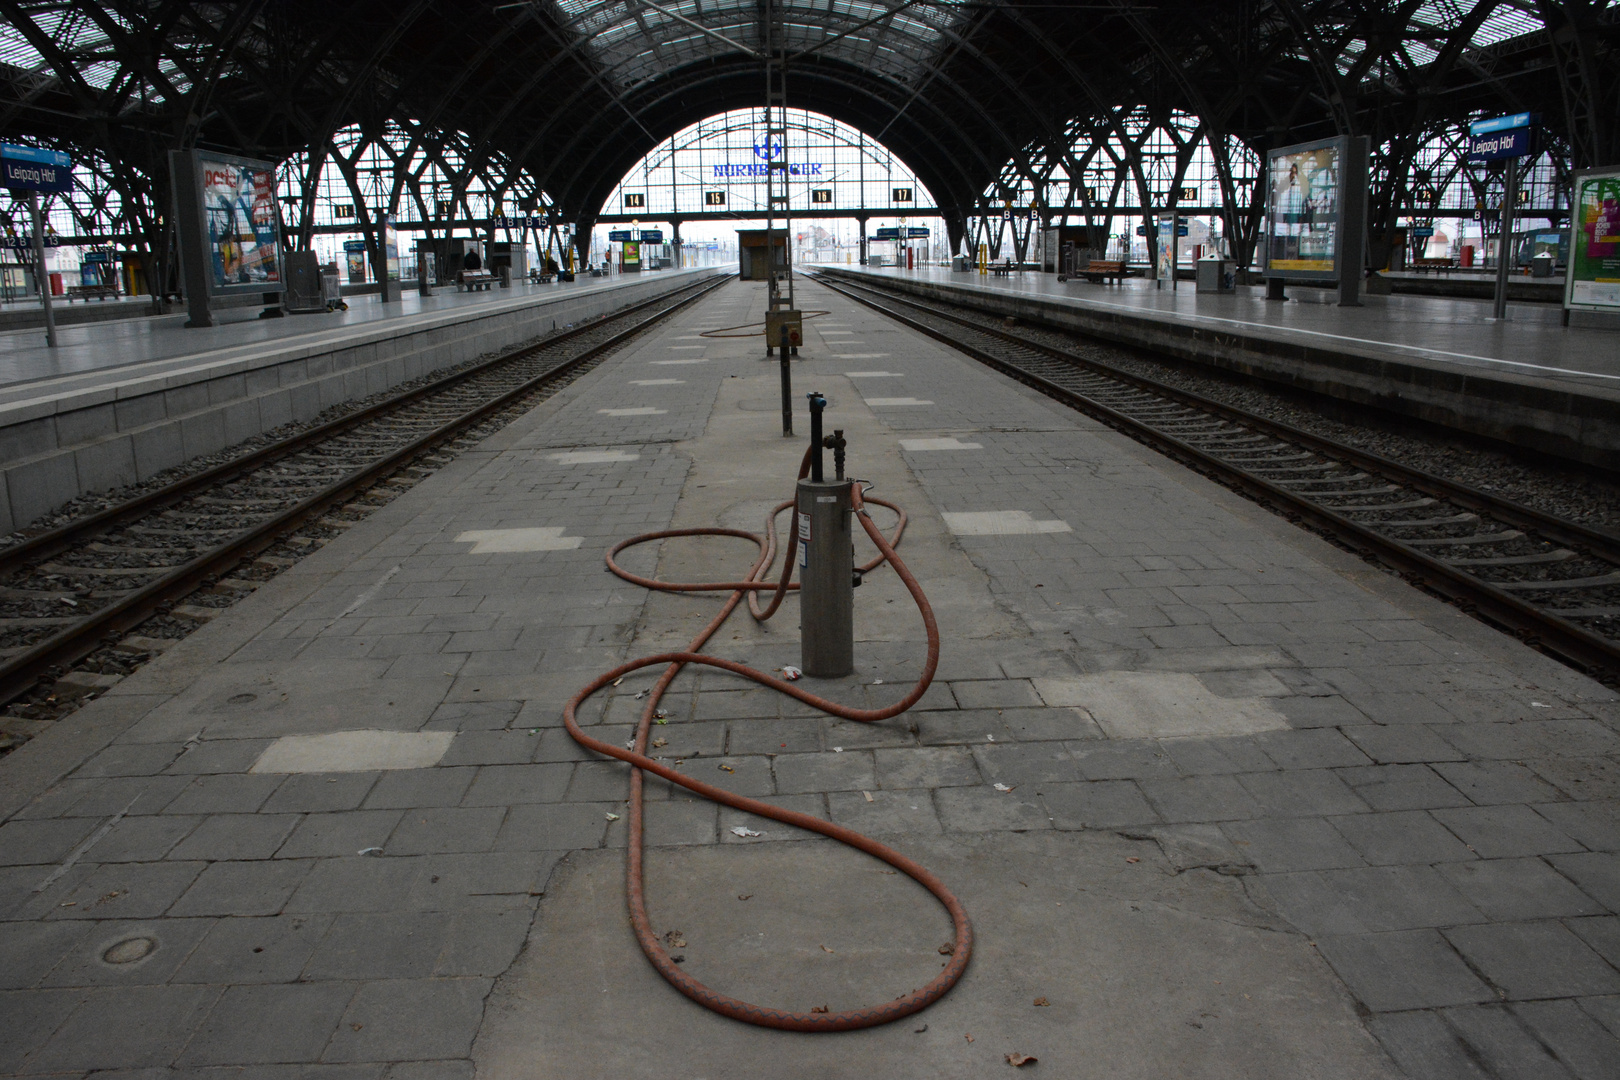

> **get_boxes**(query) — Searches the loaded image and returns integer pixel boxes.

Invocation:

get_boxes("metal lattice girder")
[0,0,1609,264]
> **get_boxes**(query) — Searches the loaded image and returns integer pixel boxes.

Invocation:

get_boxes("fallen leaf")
[821,945,835,953]
[914,1024,928,1033]
[1126,856,1140,864]
[738,893,753,900]
[654,709,669,719]
[938,943,955,956]
[1033,997,1050,1007]
[1006,1052,1037,1066]
[811,1005,829,1014]
[350,1024,364,1032]
[652,738,667,748]
[993,782,1014,793]
[605,812,620,821]
[718,764,735,773]
[964,1033,975,1043]
[655,718,668,725]
[663,930,686,948]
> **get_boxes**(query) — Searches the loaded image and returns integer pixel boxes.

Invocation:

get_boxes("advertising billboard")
[1265,137,1346,278]
[194,151,282,295]
[1565,168,1620,313]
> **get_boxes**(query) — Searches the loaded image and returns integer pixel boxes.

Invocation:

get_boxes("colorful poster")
[621,240,640,266]
[199,154,281,290]
[382,215,400,281]
[1156,212,1176,282]
[1266,140,1343,276]
[1566,170,1620,312]
[343,240,367,284]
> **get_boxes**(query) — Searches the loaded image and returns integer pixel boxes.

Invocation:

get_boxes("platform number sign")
[435,200,452,217]
[811,189,832,204]
[623,192,645,208]
[1178,186,1198,202]
[892,187,912,203]
[704,191,726,206]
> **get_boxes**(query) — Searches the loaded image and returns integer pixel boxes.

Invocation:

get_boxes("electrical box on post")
[765,309,802,349]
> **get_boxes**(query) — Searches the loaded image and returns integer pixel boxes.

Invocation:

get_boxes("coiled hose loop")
[563,448,971,1031]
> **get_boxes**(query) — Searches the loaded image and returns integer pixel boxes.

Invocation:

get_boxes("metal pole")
[797,392,853,677]
[779,325,793,436]
[28,192,58,348]
[1493,156,1518,321]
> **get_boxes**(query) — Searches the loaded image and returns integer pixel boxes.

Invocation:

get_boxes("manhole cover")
[227,693,257,705]
[102,936,155,964]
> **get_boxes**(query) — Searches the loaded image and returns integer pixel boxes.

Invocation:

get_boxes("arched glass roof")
[541,0,972,90]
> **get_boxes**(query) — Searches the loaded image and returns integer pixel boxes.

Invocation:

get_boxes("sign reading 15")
[705,191,726,206]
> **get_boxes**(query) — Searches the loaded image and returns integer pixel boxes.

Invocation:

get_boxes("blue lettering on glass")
[753,136,784,160]
[711,162,826,178]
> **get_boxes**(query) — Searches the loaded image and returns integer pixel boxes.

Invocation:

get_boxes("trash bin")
[1531,254,1555,278]
[1195,258,1233,294]
[49,272,64,296]
[951,255,968,272]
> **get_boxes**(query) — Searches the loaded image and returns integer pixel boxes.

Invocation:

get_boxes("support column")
[857,215,869,266]
[671,219,682,268]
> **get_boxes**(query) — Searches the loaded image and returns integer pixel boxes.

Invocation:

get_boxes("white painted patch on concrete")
[251,730,455,773]
[844,371,901,378]
[598,407,667,416]
[819,331,856,335]
[455,527,584,553]
[649,359,710,365]
[943,511,1071,536]
[630,379,684,385]
[900,437,983,451]
[864,397,933,406]
[827,353,889,359]
[666,345,706,350]
[1035,672,1288,739]
[547,450,640,465]
[669,335,707,339]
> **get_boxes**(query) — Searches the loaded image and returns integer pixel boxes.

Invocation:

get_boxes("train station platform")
[816,264,1620,474]
[0,269,721,534]
[1,275,1615,1079]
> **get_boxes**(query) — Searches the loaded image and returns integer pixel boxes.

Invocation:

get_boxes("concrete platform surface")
[819,264,1620,473]
[0,271,696,403]
[1,277,1617,1079]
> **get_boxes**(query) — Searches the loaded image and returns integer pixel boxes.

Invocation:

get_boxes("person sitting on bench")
[463,246,482,273]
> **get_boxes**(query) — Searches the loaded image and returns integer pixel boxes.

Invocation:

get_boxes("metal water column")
[797,393,854,677]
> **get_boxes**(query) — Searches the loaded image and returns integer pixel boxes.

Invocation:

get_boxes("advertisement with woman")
[198,152,282,292]
[1266,139,1344,277]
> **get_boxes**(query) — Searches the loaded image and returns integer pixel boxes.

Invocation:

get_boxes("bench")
[66,283,119,302]
[458,271,496,291]
[1411,258,1454,273]
[991,262,1015,277]
[1077,259,1126,284]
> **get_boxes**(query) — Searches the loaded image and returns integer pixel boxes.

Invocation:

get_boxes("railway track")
[0,273,727,736]
[813,271,1620,686]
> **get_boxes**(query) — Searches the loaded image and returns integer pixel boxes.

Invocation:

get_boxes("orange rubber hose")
[564,449,970,1031]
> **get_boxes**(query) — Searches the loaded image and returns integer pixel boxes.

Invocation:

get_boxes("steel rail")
[0,275,729,706]
[815,272,1620,685]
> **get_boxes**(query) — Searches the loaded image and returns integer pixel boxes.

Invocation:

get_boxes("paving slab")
[0,277,1616,1078]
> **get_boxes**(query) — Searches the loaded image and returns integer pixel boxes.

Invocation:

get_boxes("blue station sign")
[1,144,72,194]
[607,230,636,242]
[1467,114,1538,161]
[639,230,664,244]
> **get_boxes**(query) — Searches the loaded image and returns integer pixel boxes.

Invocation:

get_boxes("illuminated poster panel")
[195,152,282,294]
[1565,168,1620,313]
[1265,136,1354,280]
